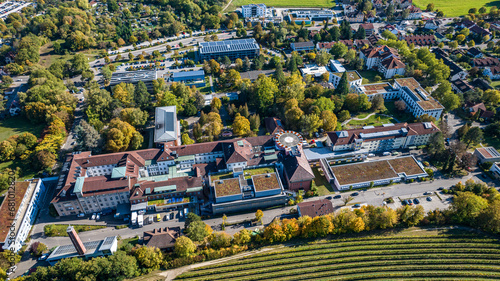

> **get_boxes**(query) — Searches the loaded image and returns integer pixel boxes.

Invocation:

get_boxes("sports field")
[233,0,335,8]
[413,0,497,17]
[176,232,500,280]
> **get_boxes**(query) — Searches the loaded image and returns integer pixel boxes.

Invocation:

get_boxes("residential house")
[143,227,181,251]
[472,57,500,68]
[432,48,468,81]
[450,79,474,94]
[484,66,500,80]
[424,19,442,30]
[360,23,375,36]
[291,41,315,52]
[404,35,436,46]
[467,47,483,58]
[316,41,336,50]
[465,102,495,120]
[405,5,422,19]
[471,78,493,91]
[297,199,334,218]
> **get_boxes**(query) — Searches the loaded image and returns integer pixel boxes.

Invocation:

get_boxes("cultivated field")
[176,231,500,280]
[233,0,335,8]
[413,0,495,17]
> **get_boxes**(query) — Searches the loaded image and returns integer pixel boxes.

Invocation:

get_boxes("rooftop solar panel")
[199,39,259,54]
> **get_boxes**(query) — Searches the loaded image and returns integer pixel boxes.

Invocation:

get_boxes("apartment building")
[360,45,405,78]
[325,122,441,152]
[0,179,49,252]
[329,71,363,88]
[393,78,444,119]
[241,4,267,18]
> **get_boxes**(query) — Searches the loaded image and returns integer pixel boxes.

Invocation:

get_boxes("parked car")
[165,214,169,221]
[368,153,375,157]
[353,204,361,208]
[402,200,408,205]
[96,214,100,220]
[170,213,174,220]
[438,187,444,190]
[408,200,414,206]
[179,210,184,218]
[413,198,420,204]
[91,213,96,220]
[351,192,359,196]
[326,196,333,200]
[334,195,342,199]
[148,216,153,224]
[38,254,48,261]
[424,191,431,195]
[427,197,433,201]
[382,152,391,156]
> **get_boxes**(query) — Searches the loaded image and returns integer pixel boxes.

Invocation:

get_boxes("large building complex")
[52,132,314,217]
[197,39,260,61]
[286,9,335,24]
[326,122,440,152]
[0,179,50,252]
[170,70,206,87]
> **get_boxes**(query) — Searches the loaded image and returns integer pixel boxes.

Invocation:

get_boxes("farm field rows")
[232,0,335,8]
[176,234,500,281]
[413,0,495,17]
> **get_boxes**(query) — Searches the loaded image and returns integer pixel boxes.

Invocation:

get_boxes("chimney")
[67,225,86,256]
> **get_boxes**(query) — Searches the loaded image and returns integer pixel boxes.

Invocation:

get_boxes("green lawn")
[0,116,45,142]
[233,0,335,8]
[384,101,415,123]
[44,224,107,237]
[358,70,387,85]
[491,80,500,89]
[348,114,396,127]
[413,0,497,17]
[312,167,334,196]
[39,40,100,68]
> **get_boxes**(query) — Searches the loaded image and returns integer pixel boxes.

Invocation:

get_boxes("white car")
[96,214,100,220]
[91,213,96,220]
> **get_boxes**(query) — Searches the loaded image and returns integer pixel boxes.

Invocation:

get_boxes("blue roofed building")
[171,70,206,87]
[197,39,260,61]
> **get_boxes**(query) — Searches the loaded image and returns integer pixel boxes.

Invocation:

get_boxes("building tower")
[66,225,86,256]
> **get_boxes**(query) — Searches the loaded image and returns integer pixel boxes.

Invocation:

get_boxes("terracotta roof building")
[143,227,181,250]
[404,35,436,46]
[298,199,334,218]
[473,57,500,68]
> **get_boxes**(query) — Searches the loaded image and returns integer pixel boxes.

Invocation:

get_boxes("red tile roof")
[298,199,334,218]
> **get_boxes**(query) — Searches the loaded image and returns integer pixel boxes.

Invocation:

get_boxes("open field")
[0,116,45,142]
[175,229,500,281]
[39,40,100,68]
[413,0,496,17]
[233,0,335,8]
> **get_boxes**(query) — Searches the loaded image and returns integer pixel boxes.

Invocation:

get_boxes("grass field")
[232,0,335,8]
[348,114,396,127]
[311,167,334,196]
[0,116,45,143]
[44,224,107,237]
[39,40,100,68]
[358,70,387,85]
[413,0,499,17]
[175,229,500,281]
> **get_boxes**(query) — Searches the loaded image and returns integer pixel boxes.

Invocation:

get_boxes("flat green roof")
[111,167,127,179]
[186,186,203,193]
[74,177,85,194]
[154,185,177,193]
[264,154,278,161]
[176,155,195,162]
